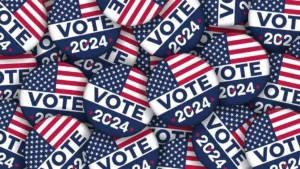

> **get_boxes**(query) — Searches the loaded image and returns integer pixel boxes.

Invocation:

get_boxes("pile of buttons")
[0,0,300,168]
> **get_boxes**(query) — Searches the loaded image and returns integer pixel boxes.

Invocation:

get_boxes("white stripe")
[58,66,83,73]
[25,3,47,25]
[275,123,300,137]
[159,0,173,15]
[43,116,67,140]
[285,4,300,10]
[8,124,29,135]
[283,57,300,65]
[122,88,147,101]
[186,151,196,156]
[130,71,147,82]
[235,128,245,139]
[168,54,187,65]
[56,84,86,91]
[176,63,208,82]
[228,42,260,50]
[120,30,136,41]
[132,0,152,25]
[35,117,54,133]
[227,34,250,41]
[185,160,204,166]
[57,75,87,83]
[121,0,140,24]
[230,50,266,59]
[50,118,77,146]
[278,76,300,85]
[0,58,36,65]
[171,57,199,73]
[81,6,99,13]
[144,4,160,24]
[116,39,138,51]
[269,109,292,119]
[12,116,31,127]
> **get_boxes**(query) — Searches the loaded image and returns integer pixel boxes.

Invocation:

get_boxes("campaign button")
[148,116,193,145]
[200,0,250,27]
[286,39,300,59]
[245,108,300,169]
[158,138,207,169]
[24,115,91,169]
[0,0,47,55]
[84,65,153,137]
[133,0,205,58]
[191,24,247,56]
[0,53,37,100]
[0,100,32,169]
[249,0,300,53]
[86,127,159,169]
[147,53,219,126]
[48,0,121,59]
[201,33,270,105]
[193,104,256,169]
[68,26,139,79]
[97,0,165,26]
[248,53,300,114]
[19,62,88,126]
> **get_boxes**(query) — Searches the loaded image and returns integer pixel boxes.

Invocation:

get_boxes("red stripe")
[150,60,160,66]
[10,120,31,131]
[173,61,204,78]
[117,0,135,24]
[277,128,300,140]
[123,83,145,95]
[114,43,138,56]
[271,112,294,123]
[34,118,47,130]
[120,92,149,107]
[168,125,193,131]
[286,0,300,5]
[232,132,244,148]
[273,118,300,132]
[121,26,133,33]
[151,5,162,20]
[230,55,266,64]
[58,70,86,78]
[284,9,300,15]
[138,1,155,24]
[0,54,34,59]
[55,89,84,96]
[14,11,41,40]
[119,34,139,46]
[7,128,27,140]
[169,56,195,70]
[132,67,146,76]
[282,62,300,71]
[165,54,181,62]
[280,71,300,81]
[186,156,199,161]
[278,80,300,89]
[46,5,53,12]
[82,11,103,18]
[117,129,151,149]
[80,2,98,8]
[28,0,48,23]
[126,1,145,25]
[178,66,211,86]
[39,116,61,137]
[56,79,87,87]
[46,117,72,144]
[0,63,37,69]
[229,46,264,55]
[227,38,253,46]
[127,75,147,86]
[161,0,181,19]
[239,125,247,135]
[209,27,246,34]
[185,166,207,169]
[53,120,81,149]
[14,111,26,119]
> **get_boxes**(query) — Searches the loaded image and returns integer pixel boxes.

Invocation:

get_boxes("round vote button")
[147,53,219,126]
[201,33,270,105]
[48,0,121,59]
[0,0,47,55]
[97,0,165,26]
[24,115,91,169]
[245,108,300,169]
[133,0,205,58]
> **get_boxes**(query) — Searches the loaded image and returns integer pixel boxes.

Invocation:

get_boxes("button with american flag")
[149,116,193,146]
[249,0,300,53]
[86,127,159,169]
[24,115,91,169]
[248,53,300,114]
[147,53,219,126]
[191,24,247,56]
[0,0,47,56]
[84,65,153,137]
[201,33,270,105]
[0,99,32,169]
[245,108,300,169]
[0,53,37,100]
[157,138,207,169]
[48,0,121,59]
[68,26,139,79]
[193,104,256,169]
[200,0,250,26]
[97,0,165,26]
[19,62,88,126]
[133,0,205,58]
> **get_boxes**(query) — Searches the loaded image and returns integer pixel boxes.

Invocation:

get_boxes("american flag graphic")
[158,138,206,169]
[49,0,102,24]
[33,115,81,149]
[147,54,213,101]
[0,100,32,140]
[252,0,300,15]
[201,33,267,66]
[0,53,37,70]
[215,105,256,148]
[105,0,164,26]
[89,65,149,107]
[21,62,87,97]
[208,24,246,34]
[114,26,139,58]
[1,0,47,40]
